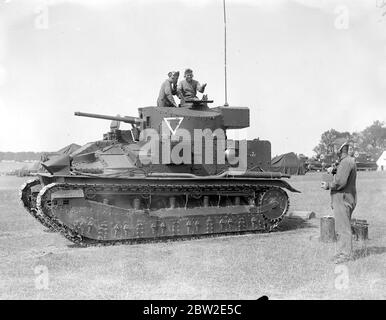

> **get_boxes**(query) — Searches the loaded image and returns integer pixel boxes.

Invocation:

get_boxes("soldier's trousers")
[331,192,356,257]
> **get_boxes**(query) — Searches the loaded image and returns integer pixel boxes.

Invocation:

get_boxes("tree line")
[0,152,47,162]
[313,120,386,160]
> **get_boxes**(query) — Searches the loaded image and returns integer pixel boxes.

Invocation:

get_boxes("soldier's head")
[184,68,193,82]
[168,71,179,84]
[332,137,353,159]
[347,144,354,157]
[337,141,353,157]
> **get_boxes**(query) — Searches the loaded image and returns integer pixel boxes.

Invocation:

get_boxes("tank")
[21,100,300,245]
[354,152,378,171]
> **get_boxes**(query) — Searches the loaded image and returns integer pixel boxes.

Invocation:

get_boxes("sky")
[0,0,385,156]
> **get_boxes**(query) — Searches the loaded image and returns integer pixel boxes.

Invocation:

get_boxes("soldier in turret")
[177,69,207,106]
[157,71,179,108]
[321,140,357,264]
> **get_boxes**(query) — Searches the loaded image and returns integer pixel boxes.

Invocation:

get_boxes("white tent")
[376,151,386,171]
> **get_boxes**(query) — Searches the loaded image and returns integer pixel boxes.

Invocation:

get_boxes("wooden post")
[320,216,336,242]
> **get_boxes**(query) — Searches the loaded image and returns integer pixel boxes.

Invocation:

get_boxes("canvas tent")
[271,152,306,175]
[376,151,386,171]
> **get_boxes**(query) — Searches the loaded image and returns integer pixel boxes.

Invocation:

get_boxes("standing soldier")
[157,71,179,108]
[321,140,357,264]
[177,68,207,106]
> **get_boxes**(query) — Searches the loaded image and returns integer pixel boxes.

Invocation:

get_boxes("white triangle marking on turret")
[163,117,184,135]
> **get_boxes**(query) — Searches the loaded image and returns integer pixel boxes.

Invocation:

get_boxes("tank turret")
[74,103,249,140]
[71,104,255,175]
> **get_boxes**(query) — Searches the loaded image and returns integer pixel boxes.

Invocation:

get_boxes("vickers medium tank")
[21,99,300,245]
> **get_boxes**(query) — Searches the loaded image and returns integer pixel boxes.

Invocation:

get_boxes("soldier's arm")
[329,159,352,191]
[171,83,177,95]
[197,81,206,93]
[176,82,184,99]
[165,83,177,107]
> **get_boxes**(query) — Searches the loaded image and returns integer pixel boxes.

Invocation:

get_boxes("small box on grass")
[351,219,369,241]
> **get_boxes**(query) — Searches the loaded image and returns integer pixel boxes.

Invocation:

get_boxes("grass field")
[0,172,385,299]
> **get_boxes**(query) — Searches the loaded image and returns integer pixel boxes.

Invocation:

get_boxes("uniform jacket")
[157,79,177,108]
[177,79,205,101]
[329,154,357,198]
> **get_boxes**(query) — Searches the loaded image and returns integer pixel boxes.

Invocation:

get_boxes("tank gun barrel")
[74,112,143,125]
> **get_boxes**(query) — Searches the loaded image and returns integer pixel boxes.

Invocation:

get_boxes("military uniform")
[177,79,205,105]
[157,79,178,108]
[328,154,357,258]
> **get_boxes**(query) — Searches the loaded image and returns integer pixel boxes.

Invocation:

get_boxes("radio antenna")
[223,0,229,107]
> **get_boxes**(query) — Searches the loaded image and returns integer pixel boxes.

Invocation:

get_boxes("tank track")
[31,181,290,246]
[20,178,58,231]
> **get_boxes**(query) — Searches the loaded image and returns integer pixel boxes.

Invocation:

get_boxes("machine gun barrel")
[74,112,143,125]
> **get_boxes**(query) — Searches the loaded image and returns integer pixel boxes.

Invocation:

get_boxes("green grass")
[0,172,385,299]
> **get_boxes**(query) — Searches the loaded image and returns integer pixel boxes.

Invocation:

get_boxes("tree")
[313,129,351,156]
[360,121,386,158]
[313,121,386,160]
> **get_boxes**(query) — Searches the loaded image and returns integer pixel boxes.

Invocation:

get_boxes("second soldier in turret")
[157,71,179,108]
